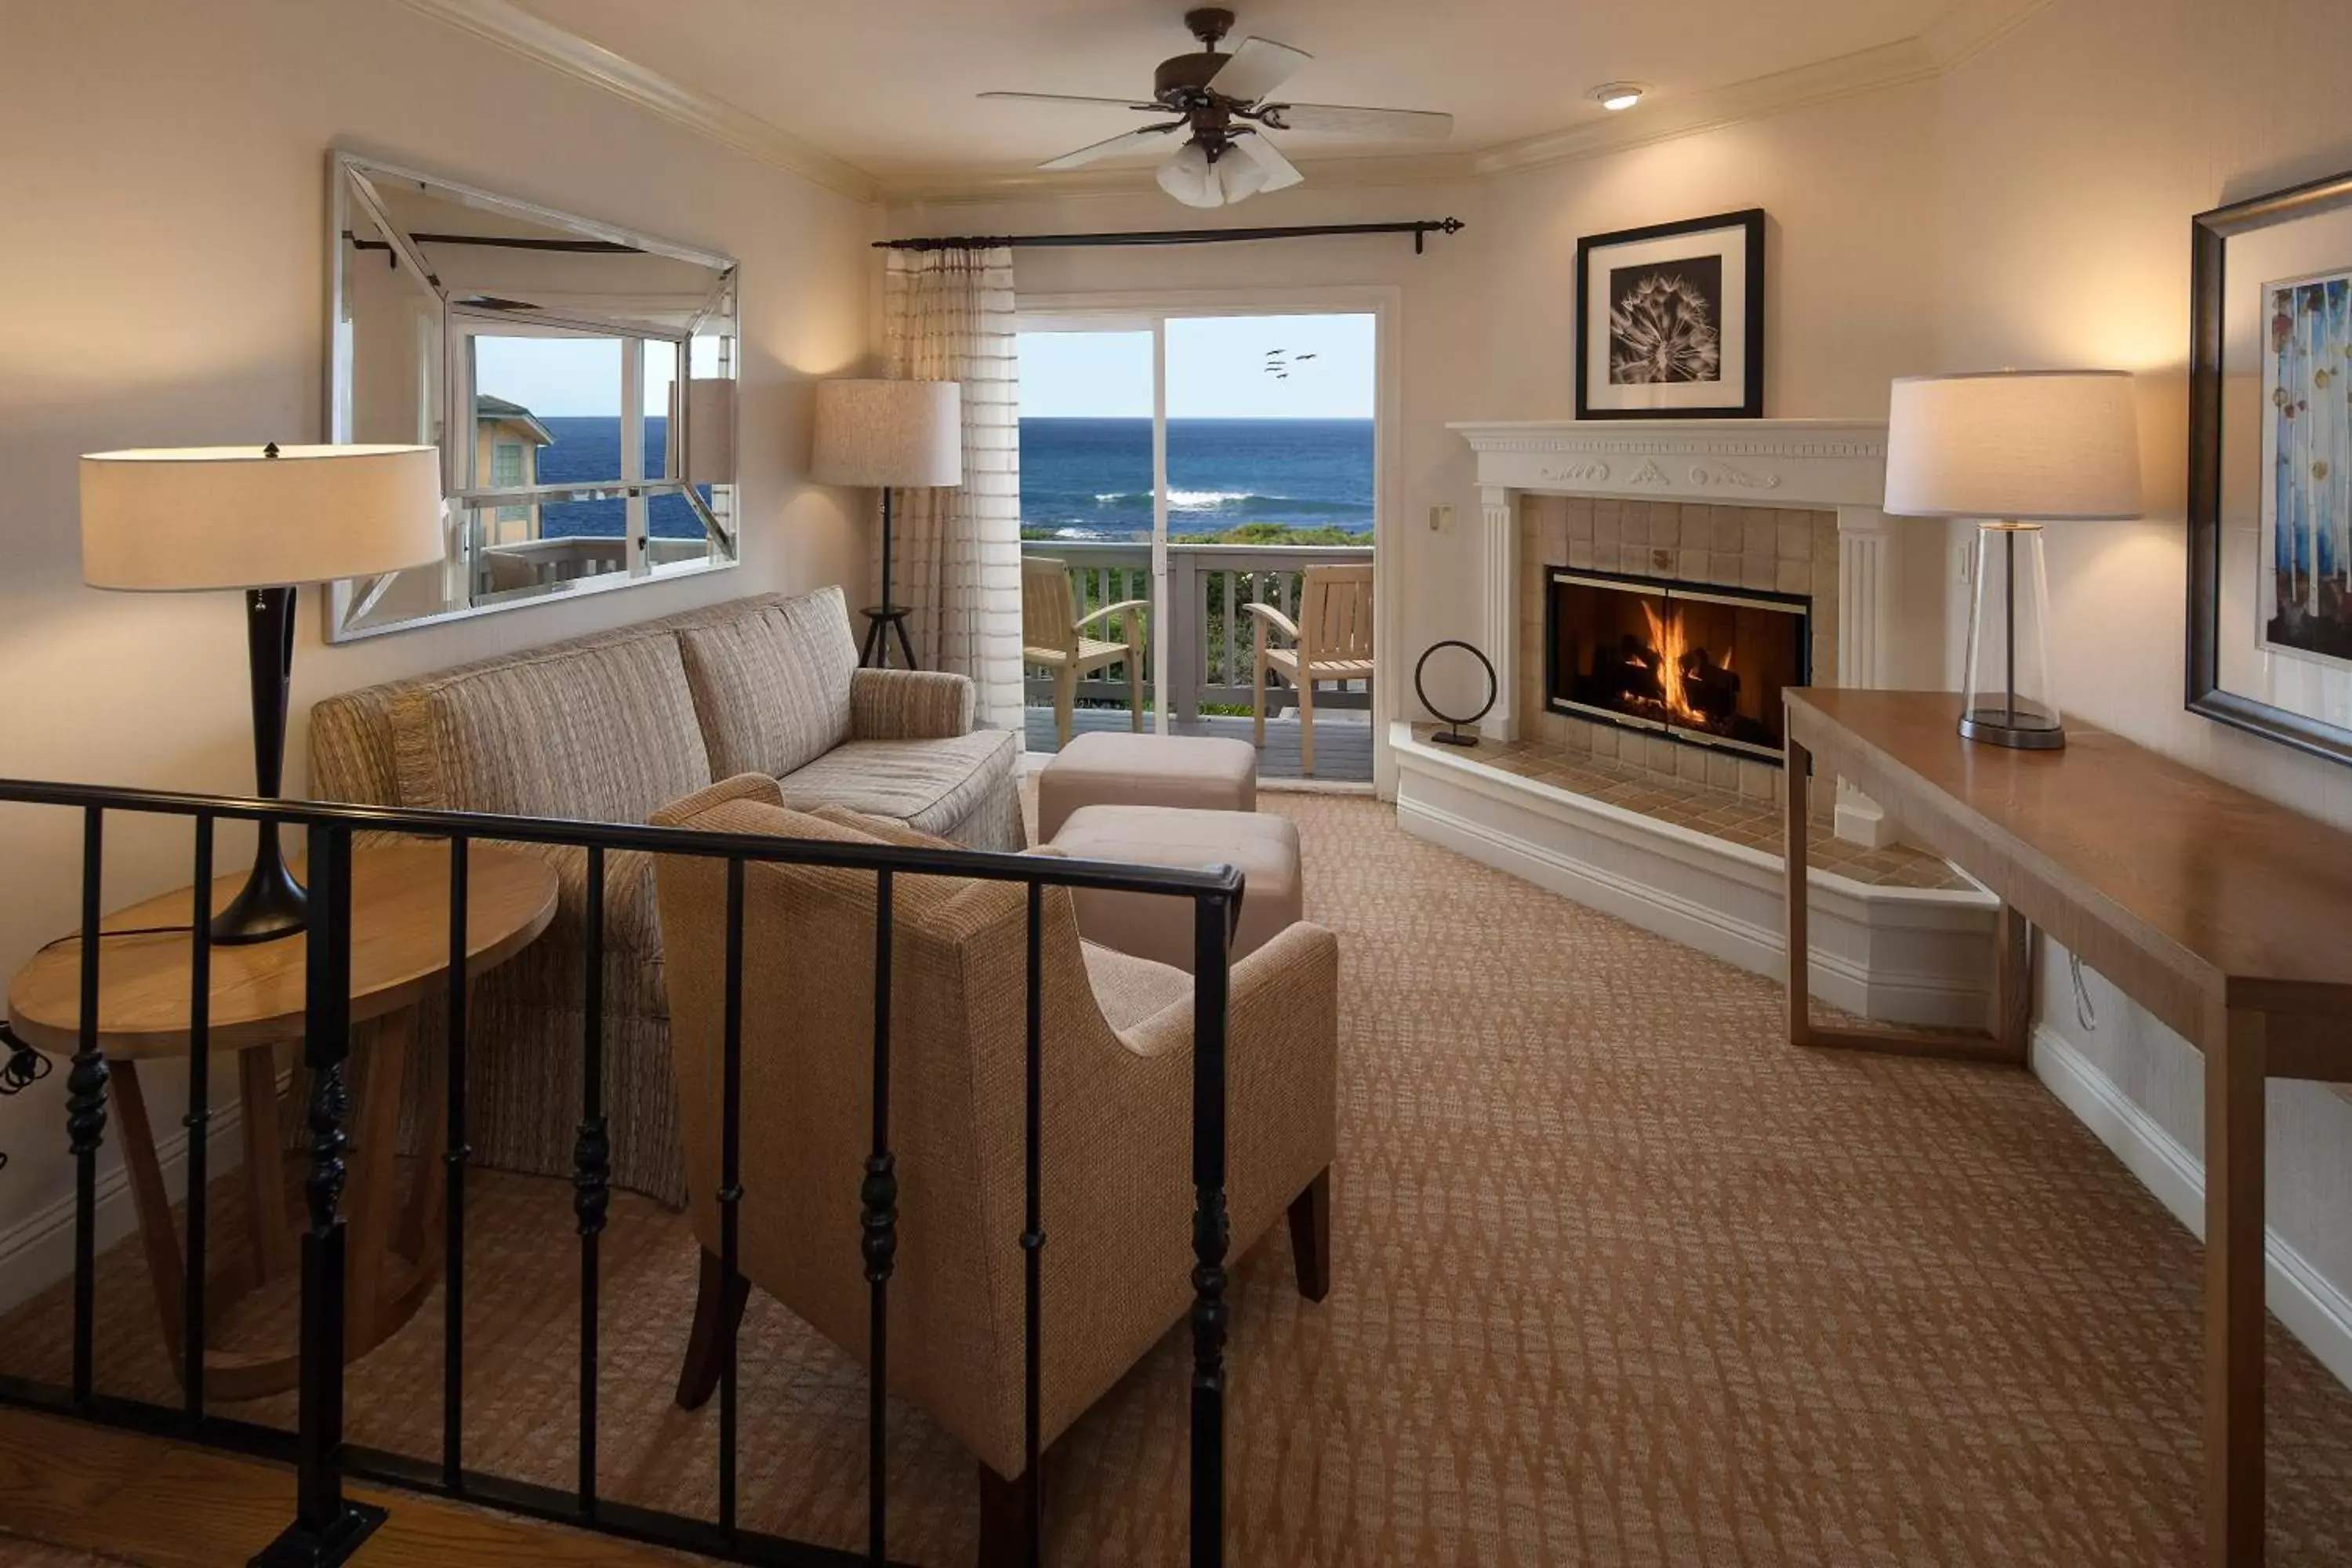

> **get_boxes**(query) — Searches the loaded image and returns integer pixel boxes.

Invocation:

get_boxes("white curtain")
[882,247,1023,733]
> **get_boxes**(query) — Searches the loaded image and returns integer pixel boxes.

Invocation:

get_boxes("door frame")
[1015,285,1404,794]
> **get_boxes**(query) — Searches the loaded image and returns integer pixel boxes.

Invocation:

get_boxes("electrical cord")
[2069,952,2098,1033]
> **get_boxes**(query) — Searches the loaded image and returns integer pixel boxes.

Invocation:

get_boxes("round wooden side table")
[5,842,558,1399]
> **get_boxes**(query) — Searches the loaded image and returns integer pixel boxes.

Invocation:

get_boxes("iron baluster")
[67,806,107,1409]
[252,820,386,1565]
[862,869,898,1564]
[1189,884,1234,1568]
[183,814,214,1417]
[442,834,470,1489]
[717,857,745,1538]
[575,845,611,1512]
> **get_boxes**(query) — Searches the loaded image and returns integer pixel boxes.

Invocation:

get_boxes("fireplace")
[1545,567,1810,762]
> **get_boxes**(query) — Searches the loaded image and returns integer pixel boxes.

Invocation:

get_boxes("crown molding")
[1922,0,2052,71]
[390,0,879,203]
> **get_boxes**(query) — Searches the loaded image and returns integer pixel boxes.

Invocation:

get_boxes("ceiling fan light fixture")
[1590,82,1646,112]
[1156,140,1224,207]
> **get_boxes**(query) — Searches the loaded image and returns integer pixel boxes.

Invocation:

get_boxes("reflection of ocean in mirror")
[528,416,708,538]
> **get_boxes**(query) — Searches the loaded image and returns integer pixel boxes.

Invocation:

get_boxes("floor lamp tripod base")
[215,585,309,947]
[859,485,920,670]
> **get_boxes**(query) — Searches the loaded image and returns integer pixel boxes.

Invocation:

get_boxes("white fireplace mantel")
[1449,416,1901,844]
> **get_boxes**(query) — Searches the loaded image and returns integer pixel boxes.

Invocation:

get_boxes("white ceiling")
[506,0,1969,187]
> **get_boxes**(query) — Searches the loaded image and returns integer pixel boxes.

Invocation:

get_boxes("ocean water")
[1022,417,1373,539]
[520,415,709,539]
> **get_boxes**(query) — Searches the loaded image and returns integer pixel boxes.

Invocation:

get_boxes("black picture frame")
[1574,208,1766,421]
[2187,168,2352,768]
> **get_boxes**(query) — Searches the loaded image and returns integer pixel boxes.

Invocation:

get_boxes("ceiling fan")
[978,8,1454,209]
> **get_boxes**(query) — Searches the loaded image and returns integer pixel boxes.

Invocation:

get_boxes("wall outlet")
[1429,503,1454,534]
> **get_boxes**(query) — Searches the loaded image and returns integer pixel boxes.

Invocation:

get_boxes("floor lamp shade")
[78,442,444,942]
[1883,371,2143,749]
[811,379,964,670]
[810,379,963,488]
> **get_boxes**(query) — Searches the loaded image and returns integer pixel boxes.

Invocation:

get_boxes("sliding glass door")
[1017,310,1377,779]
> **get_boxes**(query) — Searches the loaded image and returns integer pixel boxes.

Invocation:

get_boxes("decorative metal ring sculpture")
[1414,640,1497,748]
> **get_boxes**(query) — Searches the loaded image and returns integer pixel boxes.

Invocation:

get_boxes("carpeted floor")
[8,794,2352,1564]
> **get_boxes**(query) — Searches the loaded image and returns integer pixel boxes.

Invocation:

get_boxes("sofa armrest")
[849,667,975,740]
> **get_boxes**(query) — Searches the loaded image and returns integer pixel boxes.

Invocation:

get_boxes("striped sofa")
[308,586,1022,1204]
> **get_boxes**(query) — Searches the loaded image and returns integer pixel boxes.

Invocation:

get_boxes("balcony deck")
[1023,706,1373,783]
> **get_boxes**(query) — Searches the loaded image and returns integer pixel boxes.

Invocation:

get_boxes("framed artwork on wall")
[2189,168,2352,766]
[1574,208,1766,421]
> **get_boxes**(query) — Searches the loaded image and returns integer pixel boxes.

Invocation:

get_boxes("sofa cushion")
[389,632,713,822]
[676,587,858,780]
[779,729,1020,841]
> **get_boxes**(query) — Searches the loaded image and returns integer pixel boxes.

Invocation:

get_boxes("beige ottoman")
[1051,805,1302,974]
[1037,731,1256,844]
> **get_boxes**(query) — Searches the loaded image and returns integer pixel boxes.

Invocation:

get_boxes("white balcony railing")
[1020,540,1374,720]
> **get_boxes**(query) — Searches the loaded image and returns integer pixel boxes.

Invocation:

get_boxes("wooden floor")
[1023,706,1374,782]
[0,1406,687,1567]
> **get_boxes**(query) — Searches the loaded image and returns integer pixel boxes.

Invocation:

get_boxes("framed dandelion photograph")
[2190,169,2352,766]
[1574,209,1766,420]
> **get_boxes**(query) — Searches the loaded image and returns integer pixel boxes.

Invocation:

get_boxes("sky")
[1018,313,1375,420]
[474,334,681,417]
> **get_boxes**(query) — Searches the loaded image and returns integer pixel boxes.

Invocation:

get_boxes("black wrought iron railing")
[0,777,1243,1568]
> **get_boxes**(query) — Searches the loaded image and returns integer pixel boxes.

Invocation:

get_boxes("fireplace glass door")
[1548,568,1809,760]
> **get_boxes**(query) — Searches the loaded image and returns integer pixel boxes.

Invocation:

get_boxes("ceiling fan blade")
[1232,133,1305,193]
[1207,37,1312,103]
[1037,124,1185,171]
[1263,102,1454,141]
[979,91,1163,111]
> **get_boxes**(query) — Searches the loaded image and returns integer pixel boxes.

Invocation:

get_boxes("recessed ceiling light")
[1591,82,1646,112]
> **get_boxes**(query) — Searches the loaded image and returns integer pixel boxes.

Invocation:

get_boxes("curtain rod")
[875,217,1466,256]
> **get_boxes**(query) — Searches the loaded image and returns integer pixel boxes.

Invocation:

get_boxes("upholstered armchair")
[649,775,1338,1563]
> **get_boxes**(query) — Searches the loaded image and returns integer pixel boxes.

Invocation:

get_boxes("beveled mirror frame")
[325,150,740,642]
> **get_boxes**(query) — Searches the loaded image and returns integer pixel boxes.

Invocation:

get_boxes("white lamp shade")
[81,444,444,591]
[810,379,962,488]
[1884,370,2143,521]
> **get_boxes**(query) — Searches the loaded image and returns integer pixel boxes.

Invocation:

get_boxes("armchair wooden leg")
[1053,666,1076,751]
[1254,648,1267,747]
[1287,1167,1332,1303]
[675,1247,749,1411]
[1127,642,1142,732]
[977,1460,1039,1568]
[1298,676,1317,775]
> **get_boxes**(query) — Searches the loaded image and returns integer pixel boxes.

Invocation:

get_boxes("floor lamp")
[79,443,444,943]
[1884,370,2142,750]
[811,379,964,670]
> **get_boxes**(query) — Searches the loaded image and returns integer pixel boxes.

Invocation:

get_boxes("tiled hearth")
[1516,495,1839,805]
[1417,724,1970,892]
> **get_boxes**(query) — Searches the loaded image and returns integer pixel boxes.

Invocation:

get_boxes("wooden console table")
[1783,688,2352,1566]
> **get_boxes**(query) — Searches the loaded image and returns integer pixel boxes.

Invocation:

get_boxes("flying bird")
[1295,352,1318,361]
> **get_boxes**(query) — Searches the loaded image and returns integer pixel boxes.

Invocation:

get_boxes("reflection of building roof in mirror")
[475,395,554,446]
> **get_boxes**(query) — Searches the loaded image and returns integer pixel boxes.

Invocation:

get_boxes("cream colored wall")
[0,0,875,1276]
[1934,0,2352,1306]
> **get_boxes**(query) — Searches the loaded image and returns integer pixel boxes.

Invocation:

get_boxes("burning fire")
[1640,600,1728,727]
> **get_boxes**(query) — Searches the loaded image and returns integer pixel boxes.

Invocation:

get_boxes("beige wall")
[1934,0,2352,1314]
[0,0,875,1272]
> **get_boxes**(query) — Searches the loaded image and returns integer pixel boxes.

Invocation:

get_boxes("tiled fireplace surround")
[1515,495,1839,808]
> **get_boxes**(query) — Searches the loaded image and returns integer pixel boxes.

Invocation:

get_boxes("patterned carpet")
[7,794,2352,1564]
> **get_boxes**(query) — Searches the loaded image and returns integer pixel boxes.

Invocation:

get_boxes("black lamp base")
[211,830,308,946]
[1958,710,2067,750]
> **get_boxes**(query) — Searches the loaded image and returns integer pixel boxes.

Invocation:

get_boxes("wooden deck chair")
[1022,555,1148,750]
[1247,563,1374,775]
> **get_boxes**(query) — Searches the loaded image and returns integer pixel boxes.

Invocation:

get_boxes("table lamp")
[79,443,444,943]
[810,379,963,670]
[1884,370,2141,750]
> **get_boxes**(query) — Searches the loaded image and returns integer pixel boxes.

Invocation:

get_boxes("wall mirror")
[327,151,739,641]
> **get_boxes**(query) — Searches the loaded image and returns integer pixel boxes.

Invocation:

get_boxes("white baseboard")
[0,1097,247,1318]
[2032,1025,2352,1391]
